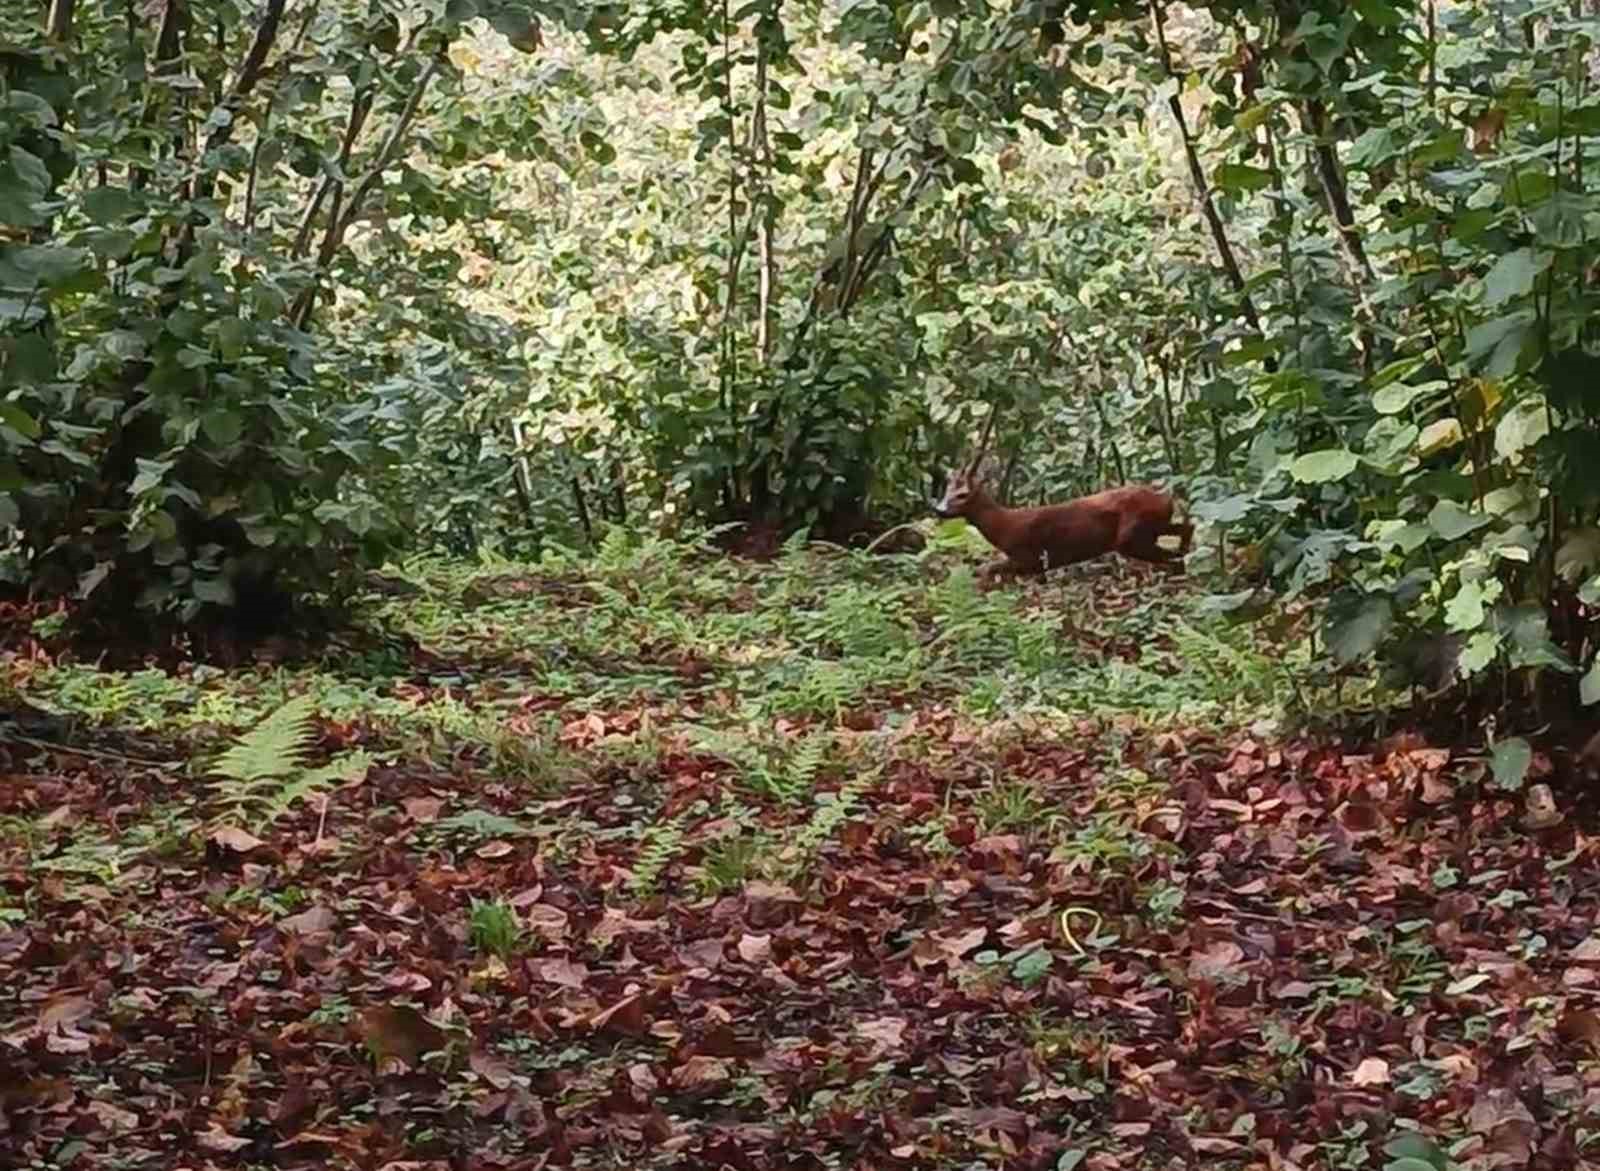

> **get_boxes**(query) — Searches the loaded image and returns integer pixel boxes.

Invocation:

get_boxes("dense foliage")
[4,0,1598,722]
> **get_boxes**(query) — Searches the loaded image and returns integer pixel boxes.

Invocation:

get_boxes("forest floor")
[2,528,1599,1171]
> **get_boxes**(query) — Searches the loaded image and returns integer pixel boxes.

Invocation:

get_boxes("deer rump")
[988,485,1183,572]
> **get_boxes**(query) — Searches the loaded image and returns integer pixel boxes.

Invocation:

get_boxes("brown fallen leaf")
[38,992,94,1033]
[669,1055,732,1089]
[855,1016,908,1052]
[196,1126,251,1153]
[1351,1056,1390,1086]
[210,825,266,854]
[936,925,988,960]
[469,1047,516,1090]
[360,1005,448,1069]
[535,957,589,988]
[280,905,338,936]
[1188,940,1245,981]
[736,933,772,963]
[86,1099,139,1131]
[402,796,443,823]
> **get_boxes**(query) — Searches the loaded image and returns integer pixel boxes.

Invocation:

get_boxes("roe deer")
[932,407,1192,581]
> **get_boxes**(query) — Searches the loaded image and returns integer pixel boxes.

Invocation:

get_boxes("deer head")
[932,404,998,518]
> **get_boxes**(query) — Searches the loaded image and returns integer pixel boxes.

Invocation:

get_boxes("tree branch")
[290,87,373,258]
[291,55,442,329]
[1151,0,1264,339]
[46,0,75,42]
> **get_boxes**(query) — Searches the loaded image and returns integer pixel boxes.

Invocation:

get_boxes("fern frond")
[208,697,369,833]
[212,696,317,783]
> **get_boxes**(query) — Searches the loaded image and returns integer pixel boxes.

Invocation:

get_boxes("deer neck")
[962,489,1013,545]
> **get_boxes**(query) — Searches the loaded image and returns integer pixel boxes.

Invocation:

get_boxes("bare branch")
[291,88,373,258]
[292,55,443,329]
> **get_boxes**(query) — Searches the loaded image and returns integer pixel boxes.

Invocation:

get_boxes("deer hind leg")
[1122,519,1188,569]
[1163,520,1194,557]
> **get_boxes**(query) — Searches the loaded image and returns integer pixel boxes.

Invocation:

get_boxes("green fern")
[790,769,875,858]
[209,696,371,832]
[629,811,687,897]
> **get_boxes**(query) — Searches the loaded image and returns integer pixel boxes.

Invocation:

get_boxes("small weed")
[695,831,770,894]
[973,779,1047,834]
[468,898,524,959]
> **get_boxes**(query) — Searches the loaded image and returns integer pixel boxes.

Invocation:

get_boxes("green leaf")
[1327,595,1392,665]
[1459,630,1500,675]
[1057,1153,1086,1171]
[1384,1160,1440,1171]
[580,130,616,165]
[1483,248,1546,308]
[6,332,55,382]
[1011,948,1052,984]
[1213,164,1272,193]
[1383,1132,1448,1168]
[1582,655,1600,706]
[192,575,236,606]
[81,185,138,224]
[0,492,17,528]
[0,148,49,227]
[1347,126,1397,168]
[1373,379,1444,416]
[1465,311,1534,377]
[1530,191,1587,248]
[1370,355,1428,391]
[1493,395,1549,460]
[1428,500,1490,541]
[1556,529,1600,582]
[0,402,42,440]
[1444,580,1488,631]
[1289,448,1358,484]
[129,458,174,497]
[201,409,244,446]
[1490,737,1532,791]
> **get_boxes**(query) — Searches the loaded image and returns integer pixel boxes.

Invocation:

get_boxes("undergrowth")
[3,526,1313,902]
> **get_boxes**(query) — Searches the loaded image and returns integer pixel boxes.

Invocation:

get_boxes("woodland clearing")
[3,534,1597,1171]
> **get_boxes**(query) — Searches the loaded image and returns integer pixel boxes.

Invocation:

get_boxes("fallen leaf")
[669,1055,731,1088]
[855,1016,908,1051]
[1188,940,1245,981]
[196,1127,251,1153]
[1351,1056,1390,1086]
[86,1100,139,1130]
[280,905,338,935]
[360,1005,447,1069]
[736,933,772,963]
[403,796,443,823]
[209,825,265,853]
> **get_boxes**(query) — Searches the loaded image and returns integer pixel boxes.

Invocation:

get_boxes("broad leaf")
[1327,595,1393,665]
[1493,395,1550,460]
[1483,248,1545,307]
[1429,500,1491,541]
[1490,737,1532,791]
[1289,449,1358,484]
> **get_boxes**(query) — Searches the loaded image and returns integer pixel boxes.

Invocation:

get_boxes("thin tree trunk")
[1151,0,1264,338]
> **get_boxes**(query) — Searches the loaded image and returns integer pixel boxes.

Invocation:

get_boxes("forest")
[3,0,1600,1167]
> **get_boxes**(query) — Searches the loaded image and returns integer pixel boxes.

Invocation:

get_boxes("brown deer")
[932,407,1192,582]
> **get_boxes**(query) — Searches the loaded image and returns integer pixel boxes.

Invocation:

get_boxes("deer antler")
[967,402,999,475]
